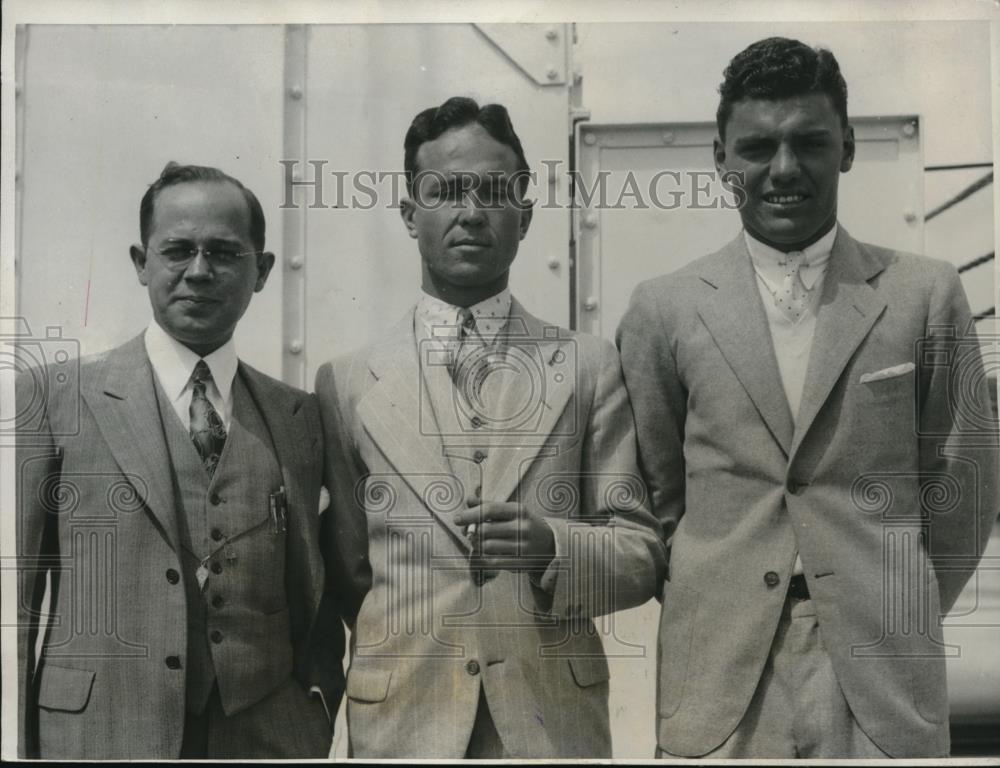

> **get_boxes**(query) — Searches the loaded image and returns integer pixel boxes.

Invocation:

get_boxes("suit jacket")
[617,229,999,758]
[15,335,345,758]
[316,297,667,758]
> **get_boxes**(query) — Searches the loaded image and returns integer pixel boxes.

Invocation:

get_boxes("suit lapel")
[482,299,574,503]
[81,335,180,551]
[240,364,324,613]
[357,311,470,551]
[696,236,795,455]
[791,229,887,456]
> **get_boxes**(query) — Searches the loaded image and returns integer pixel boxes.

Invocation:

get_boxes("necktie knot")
[191,359,213,388]
[780,250,806,275]
[457,307,477,340]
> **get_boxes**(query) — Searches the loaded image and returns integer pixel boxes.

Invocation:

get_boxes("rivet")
[583,133,597,146]
[546,27,558,41]
[546,67,558,81]
[583,213,598,229]
[289,255,304,270]
[547,257,560,270]
[903,210,917,223]
[662,131,675,144]
[583,297,598,311]
[288,85,303,100]
[289,340,303,354]
[901,122,916,138]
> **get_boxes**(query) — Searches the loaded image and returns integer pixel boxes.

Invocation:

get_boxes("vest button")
[210,528,224,542]
[165,655,181,669]
[473,450,487,464]
[209,492,222,505]
[165,569,179,584]
[764,571,781,587]
[211,561,223,575]
[211,595,224,609]
[465,660,480,676]
[210,630,223,644]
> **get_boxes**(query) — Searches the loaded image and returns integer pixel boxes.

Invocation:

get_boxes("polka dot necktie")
[774,250,808,324]
[189,360,227,476]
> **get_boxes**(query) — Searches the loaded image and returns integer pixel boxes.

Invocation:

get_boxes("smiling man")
[315,97,665,758]
[16,163,344,758]
[617,38,997,758]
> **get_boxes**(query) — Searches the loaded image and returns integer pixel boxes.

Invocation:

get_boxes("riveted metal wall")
[16,25,287,372]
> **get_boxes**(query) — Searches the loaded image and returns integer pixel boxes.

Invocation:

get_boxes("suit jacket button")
[210,528,224,542]
[211,594,224,609]
[211,561,223,575]
[466,660,480,676]
[165,568,180,584]
[209,492,222,505]
[165,655,181,669]
[764,571,781,587]
[210,630,224,644]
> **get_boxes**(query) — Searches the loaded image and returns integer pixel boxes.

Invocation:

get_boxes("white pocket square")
[859,362,915,384]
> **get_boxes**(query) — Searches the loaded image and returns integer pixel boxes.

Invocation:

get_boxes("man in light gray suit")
[316,97,666,758]
[16,163,344,758]
[618,38,998,758]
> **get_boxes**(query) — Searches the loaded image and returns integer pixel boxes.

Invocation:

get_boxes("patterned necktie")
[448,308,483,403]
[774,250,809,324]
[189,360,227,475]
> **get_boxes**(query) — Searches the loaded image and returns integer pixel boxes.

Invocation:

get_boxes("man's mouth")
[763,193,808,205]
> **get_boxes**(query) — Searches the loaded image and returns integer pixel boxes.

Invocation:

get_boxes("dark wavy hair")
[403,96,530,196]
[139,162,266,251]
[717,37,849,141]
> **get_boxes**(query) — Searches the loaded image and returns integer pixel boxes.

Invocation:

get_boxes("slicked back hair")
[717,37,849,142]
[139,162,266,252]
[403,96,531,198]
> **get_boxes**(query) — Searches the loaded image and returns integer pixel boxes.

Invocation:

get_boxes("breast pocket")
[862,368,915,405]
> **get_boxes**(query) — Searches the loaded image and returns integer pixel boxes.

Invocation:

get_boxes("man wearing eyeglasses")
[16,162,344,758]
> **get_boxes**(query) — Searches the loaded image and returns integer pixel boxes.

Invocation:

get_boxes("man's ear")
[254,251,276,292]
[130,244,149,286]
[713,137,727,177]
[400,197,419,239]
[841,125,856,173]
[518,198,534,241]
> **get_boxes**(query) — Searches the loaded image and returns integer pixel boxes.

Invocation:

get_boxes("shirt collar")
[745,224,838,290]
[143,321,238,402]
[415,288,512,345]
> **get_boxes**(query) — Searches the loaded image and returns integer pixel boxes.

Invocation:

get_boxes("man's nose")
[456,194,488,226]
[770,143,800,181]
[183,250,213,280]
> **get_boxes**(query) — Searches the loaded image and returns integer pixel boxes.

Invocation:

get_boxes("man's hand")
[453,500,556,574]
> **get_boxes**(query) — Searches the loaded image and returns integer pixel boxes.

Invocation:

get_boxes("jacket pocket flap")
[568,656,610,688]
[37,664,96,712]
[346,668,392,703]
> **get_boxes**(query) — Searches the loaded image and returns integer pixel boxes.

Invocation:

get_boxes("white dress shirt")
[415,287,512,345]
[143,322,238,431]
[745,224,838,577]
